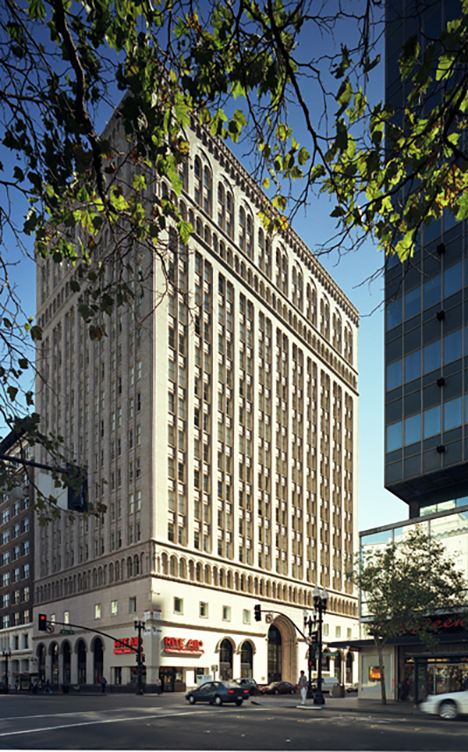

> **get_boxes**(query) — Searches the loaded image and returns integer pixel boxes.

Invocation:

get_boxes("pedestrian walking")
[298,670,308,705]
[44,679,52,694]
[156,677,162,696]
[101,676,107,694]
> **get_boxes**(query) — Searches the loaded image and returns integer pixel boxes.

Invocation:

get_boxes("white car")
[420,690,468,720]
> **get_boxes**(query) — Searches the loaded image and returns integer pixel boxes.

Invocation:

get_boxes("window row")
[387,328,465,390]
[387,395,466,451]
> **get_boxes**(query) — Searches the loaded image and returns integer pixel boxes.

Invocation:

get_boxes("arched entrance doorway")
[219,639,233,680]
[94,638,104,683]
[240,641,253,678]
[268,625,282,683]
[63,643,71,684]
[77,640,87,684]
[50,643,59,685]
[37,644,46,682]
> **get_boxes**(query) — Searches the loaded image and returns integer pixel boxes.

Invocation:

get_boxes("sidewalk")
[252,694,422,716]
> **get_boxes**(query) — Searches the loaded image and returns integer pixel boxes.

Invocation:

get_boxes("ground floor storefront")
[334,621,468,703]
[32,612,358,692]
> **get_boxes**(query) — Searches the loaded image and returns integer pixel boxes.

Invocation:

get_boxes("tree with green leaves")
[348,527,467,705]
[1,0,468,512]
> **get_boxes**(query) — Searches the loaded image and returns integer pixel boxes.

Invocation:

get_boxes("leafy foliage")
[1,0,468,512]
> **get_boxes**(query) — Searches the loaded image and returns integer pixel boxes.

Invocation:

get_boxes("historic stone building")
[33,110,359,690]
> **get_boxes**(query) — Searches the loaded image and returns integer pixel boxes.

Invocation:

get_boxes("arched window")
[217,183,225,229]
[194,157,202,206]
[306,283,317,325]
[109,564,114,583]
[239,206,246,251]
[320,296,330,340]
[240,641,253,679]
[203,166,212,215]
[134,554,140,575]
[169,556,177,577]
[333,312,342,352]
[115,561,120,581]
[179,559,186,579]
[204,564,211,584]
[196,562,202,582]
[246,213,253,259]
[127,557,133,578]
[226,191,234,238]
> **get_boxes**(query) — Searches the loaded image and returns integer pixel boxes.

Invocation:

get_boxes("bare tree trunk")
[374,636,386,705]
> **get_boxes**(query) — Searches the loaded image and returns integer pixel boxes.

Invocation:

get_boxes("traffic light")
[38,614,47,631]
[254,604,261,622]
[66,464,88,513]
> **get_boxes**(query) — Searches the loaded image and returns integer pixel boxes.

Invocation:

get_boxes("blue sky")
[1,1,409,532]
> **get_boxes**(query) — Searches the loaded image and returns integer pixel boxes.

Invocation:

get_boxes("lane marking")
[0,709,219,738]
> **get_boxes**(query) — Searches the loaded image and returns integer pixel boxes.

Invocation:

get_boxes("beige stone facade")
[33,113,359,690]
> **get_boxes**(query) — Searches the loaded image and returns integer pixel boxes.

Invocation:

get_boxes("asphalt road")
[0,692,466,750]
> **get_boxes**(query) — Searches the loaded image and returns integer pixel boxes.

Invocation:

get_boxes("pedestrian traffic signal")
[38,614,47,631]
[311,631,318,643]
[254,604,261,621]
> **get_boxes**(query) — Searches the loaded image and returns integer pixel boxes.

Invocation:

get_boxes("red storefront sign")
[113,636,141,654]
[164,637,204,655]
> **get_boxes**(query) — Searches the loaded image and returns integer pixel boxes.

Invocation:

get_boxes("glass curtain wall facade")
[385,0,468,516]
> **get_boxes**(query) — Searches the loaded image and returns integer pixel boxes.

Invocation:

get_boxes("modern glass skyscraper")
[385,0,468,518]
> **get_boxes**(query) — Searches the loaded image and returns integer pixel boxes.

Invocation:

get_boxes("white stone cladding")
[33,113,359,689]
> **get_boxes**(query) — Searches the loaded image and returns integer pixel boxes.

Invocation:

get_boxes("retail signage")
[400,614,468,635]
[113,637,142,654]
[163,637,204,655]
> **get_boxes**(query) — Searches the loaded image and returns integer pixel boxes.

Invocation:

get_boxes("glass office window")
[404,287,421,320]
[423,341,441,374]
[444,397,462,431]
[405,350,421,382]
[387,359,402,390]
[444,329,462,364]
[404,414,421,445]
[423,274,441,309]
[387,421,402,451]
[444,261,462,298]
[386,299,402,330]
[424,405,441,438]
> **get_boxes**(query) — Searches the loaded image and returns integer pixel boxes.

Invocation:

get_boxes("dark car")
[261,681,297,695]
[185,680,250,706]
[235,678,258,695]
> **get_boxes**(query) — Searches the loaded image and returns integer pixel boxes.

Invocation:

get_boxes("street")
[0,693,467,750]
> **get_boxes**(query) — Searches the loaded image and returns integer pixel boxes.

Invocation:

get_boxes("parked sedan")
[185,680,250,706]
[234,678,258,695]
[261,681,297,695]
[420,690,468,720]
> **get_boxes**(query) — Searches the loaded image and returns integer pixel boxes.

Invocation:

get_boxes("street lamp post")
[2,649,11,694]
[134,619,145,696]
[303,611,317,699]
[313,586,328,706]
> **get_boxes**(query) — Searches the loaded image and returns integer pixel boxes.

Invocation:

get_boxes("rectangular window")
[387,421,402,451]
[200,602,208,618]
[444,397,462,431]
[404,287,420,320]
[111,600,118,616]
[404,414,421,445]
[444,329,462,364]
[386,360,402,390]
[95,604,101,620]
[424,274,441,309]
[444,261,462,298]
[424,405,441,438]
[129,597,136,614]
[174,597,183,614]
[405,350,421,382]
[423,341,441,374]
[386,299,402,330]
[243,609,251,624]
[222,605,231,621]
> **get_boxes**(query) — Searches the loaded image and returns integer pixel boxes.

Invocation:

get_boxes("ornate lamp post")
[313,586,328,706]
[2,648,11,694]
[134,619,145,695]
[303,610,317,699]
